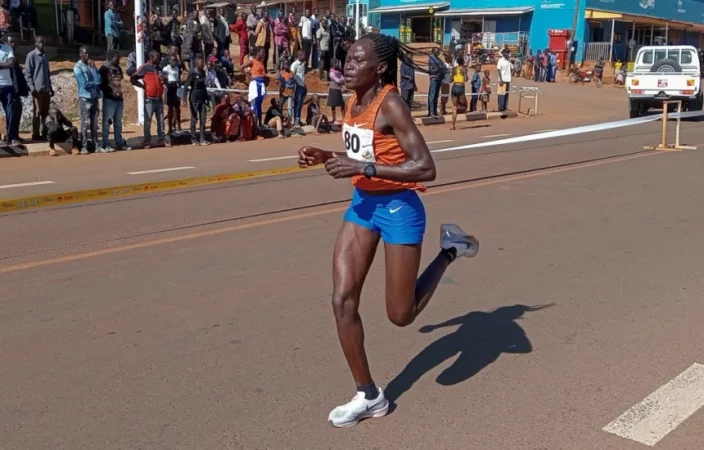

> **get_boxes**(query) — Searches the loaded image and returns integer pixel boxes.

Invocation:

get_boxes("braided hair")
[358,33,436,87]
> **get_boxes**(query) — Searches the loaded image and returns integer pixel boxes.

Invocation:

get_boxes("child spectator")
[265,97,287,139]
[480,69,491,112]
[470,65,481,112]
[306,94,329,133]
[278,57,295,120]
[43,107,79,156]
[220,49,235,77]
[327,61,345,125]
[211,95,238,143]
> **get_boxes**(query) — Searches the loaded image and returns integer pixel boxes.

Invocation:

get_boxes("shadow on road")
[385,304,554,406]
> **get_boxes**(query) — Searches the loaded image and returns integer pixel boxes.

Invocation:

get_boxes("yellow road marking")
[0,151,659,274]
[0,166,316,213]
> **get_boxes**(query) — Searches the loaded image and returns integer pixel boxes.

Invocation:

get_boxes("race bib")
[342,123,375,163]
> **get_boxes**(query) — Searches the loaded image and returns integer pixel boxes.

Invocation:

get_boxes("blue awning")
[434,6,534,17]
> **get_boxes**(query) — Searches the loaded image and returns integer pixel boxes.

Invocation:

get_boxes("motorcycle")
[568,67,603,87]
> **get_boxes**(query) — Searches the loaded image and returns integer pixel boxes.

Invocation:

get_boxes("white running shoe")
[440,223,479,258]
[328,387,389,428]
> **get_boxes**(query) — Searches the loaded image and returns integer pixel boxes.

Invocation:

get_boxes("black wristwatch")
[363,163,376,179]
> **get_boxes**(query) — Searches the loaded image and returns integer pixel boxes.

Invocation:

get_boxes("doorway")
[411,16,432,43]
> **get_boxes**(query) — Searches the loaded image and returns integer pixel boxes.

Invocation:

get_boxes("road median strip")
[0,166,311,213]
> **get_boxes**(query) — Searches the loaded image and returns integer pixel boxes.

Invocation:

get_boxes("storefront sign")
[540,0,566,9]
[639,0,655,10]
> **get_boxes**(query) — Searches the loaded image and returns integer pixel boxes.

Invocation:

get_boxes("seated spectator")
[205,55,222,105]
[233,96,258,141]
[211,95,239,143]
[264,98,288,139]
[306,94,329,133]
[43,107,79,156]
[220,49,235,77]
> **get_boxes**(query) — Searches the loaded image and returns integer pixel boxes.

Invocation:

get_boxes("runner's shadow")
[385,304,554,406]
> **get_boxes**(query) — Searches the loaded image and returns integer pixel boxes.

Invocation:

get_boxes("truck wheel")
[629,100,641,118]
[650,59,683,74]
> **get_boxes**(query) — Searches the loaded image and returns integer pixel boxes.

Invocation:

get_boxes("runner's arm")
[372,94,436,182]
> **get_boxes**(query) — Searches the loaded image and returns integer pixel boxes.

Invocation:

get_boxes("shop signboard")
[588,0,704,21]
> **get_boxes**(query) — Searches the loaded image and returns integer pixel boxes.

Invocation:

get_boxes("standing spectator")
[440,53,452,115]
[246,5,259,56]
[181,13,200,72]
[183,55,209,146]
[330,15,344,65]
[310,9,320,70]
[539,50,548,82]
[345,17,356,41]
[73,46,101,154]
[316,19,330,80]
[220,48,234,76]
[233,12,249,65]
[241,47,267,127]
[139,18,151,61]
[273,9,289,70]
[104,1,122,50]
[126,50,137,76]
[166,8,181,49]
[150,7,165,54]
[98,51,128,152]
[496,48,512,112]
[24,36,53,142]
[327,61,345,124]
[199,9,215,58]
[287,12,300,57]
[0,0,10,35]
[480,69,491,112]
[214,7,229,57]
[130,50,170,149]
[533,49,542,82]
[399,60,415,110]
[299,10,313,71]
[6,34,26,146]
[549,50,558,83]
[44,107,78,156]
[290,49,306,126]
[524,50,534,79]
[469,64,481,112]
[161,49,183,136]
[254,12,271,72]
[427,47,444,117]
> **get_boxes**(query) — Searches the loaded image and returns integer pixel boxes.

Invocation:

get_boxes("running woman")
[297,33,479,428]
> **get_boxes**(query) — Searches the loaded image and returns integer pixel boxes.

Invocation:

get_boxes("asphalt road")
[2,118,704,450]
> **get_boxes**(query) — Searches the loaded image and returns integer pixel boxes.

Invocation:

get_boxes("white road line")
[602,363,704,447]
[482,133,512,138]
[127,166,196,175]
[427,140,454,144]
[0,181,55,189]
[533,129,557,133]
[249,155,299,162]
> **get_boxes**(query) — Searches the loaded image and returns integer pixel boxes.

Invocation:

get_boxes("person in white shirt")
[299,9,313,70]
[290,49,307,126]
[496,48,512,112]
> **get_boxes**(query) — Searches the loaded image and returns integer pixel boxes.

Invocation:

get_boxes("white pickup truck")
[626,45,702,118]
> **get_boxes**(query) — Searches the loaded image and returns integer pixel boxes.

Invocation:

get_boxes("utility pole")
[569,0,581,65]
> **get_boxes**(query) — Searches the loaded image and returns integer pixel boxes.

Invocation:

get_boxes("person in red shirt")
[130,49,171,149]
[232,12,249,66]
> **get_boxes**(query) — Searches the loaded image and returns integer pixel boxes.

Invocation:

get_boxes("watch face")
[364,164,375,177]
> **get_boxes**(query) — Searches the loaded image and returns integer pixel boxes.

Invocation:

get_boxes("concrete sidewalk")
[4,110,519,158]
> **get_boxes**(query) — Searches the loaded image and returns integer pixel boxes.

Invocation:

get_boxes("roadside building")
[363,0,704,64]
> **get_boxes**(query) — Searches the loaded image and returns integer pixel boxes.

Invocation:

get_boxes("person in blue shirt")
[73,46,102,154]
[549,51,558,83]
[104,1,123,51]
[399,61,416,109]
[470,64,482,112]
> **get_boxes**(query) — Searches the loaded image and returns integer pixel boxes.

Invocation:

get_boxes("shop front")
[369,2,449,44]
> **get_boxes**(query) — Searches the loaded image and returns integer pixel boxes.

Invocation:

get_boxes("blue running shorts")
[344,188,427,245]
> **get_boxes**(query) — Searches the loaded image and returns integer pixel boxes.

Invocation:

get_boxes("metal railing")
[584,42,610,62]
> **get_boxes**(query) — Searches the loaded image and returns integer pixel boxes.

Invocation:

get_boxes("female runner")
[297,33,479,428]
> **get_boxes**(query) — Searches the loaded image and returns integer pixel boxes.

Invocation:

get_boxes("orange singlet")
[342,84,425,192]
[251,59,265,78]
